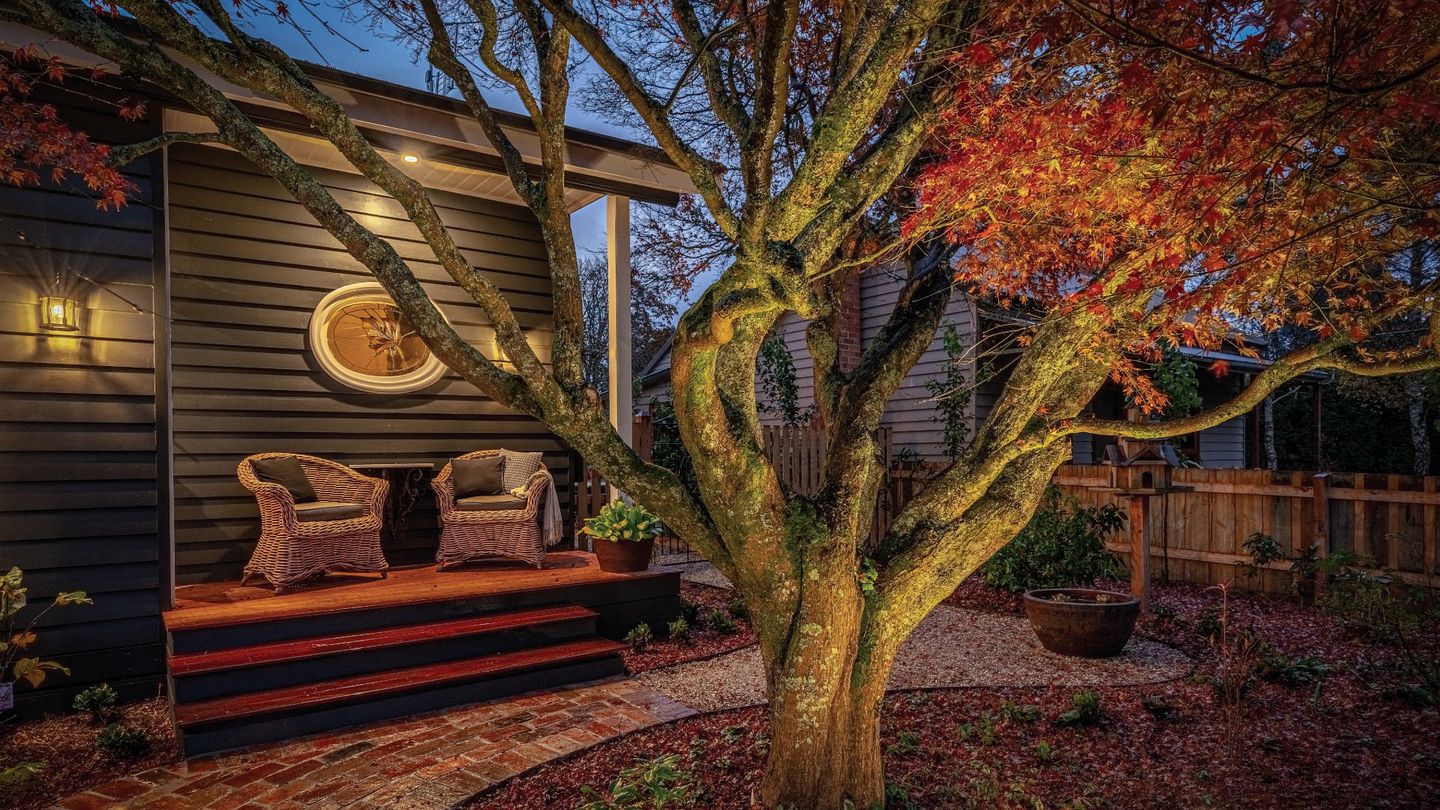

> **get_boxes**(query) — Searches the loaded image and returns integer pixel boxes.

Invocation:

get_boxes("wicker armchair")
[433,450,551,569]
[237,453,390,592]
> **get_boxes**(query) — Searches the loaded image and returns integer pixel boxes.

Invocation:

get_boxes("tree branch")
[109,131,222,166]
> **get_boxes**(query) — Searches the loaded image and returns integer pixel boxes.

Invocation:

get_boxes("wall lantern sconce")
[39,294,80,332]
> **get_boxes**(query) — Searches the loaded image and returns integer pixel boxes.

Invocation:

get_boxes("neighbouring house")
[638,263,1275,467]
[1,21,688,747]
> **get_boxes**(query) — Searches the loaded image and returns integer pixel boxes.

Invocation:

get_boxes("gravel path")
[637,604,1192,712]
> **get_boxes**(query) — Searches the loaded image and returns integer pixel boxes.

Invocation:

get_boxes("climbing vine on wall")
[757,334,812,427]
[925,324,974,460]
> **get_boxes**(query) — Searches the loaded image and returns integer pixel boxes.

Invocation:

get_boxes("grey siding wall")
[168,145,568,583]
[860,266,977,463]
[0,95,165,713]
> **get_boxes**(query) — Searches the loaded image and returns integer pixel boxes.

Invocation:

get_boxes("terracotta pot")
[593,536,655,573]
[1023,588,1139,658]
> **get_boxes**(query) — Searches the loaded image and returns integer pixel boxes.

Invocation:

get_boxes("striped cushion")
[500,450,544,491]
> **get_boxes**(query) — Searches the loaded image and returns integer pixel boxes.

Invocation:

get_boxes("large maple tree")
[7,0,1440,804]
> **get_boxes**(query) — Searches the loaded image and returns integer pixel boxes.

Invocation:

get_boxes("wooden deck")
[166,551,667,632]
[162,551,681,758]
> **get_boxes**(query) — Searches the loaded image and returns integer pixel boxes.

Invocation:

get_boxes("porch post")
[607,195,633,502]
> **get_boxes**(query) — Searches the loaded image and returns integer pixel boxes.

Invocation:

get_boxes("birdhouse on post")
[1096,407,1188,615]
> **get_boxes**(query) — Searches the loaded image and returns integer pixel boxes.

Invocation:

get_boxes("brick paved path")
[58,678,694,809]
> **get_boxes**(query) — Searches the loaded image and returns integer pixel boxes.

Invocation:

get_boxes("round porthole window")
[308,282,448,393]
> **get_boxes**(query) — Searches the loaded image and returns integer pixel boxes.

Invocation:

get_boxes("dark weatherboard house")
[0,21,688,754]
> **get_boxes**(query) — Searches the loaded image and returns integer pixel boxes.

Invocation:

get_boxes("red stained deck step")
[169,604,598,677]
[173,637,625,727]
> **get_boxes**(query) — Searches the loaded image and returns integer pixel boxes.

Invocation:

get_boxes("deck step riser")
[171,616,598,703]
[168,576,679,653]
[178,654,624,758]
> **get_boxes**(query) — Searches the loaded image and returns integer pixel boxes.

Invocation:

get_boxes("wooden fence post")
[1312,472,1329,597]
[1129,494,1151,615]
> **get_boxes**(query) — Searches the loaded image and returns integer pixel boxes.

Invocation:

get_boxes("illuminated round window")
[309,282,448,393]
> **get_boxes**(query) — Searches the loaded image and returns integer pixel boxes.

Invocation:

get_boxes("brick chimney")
[837,270,863,372]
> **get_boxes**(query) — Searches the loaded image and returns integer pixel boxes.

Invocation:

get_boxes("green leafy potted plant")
[1,567,91,714]
[583,501,663,573]
[981,490,1136,658]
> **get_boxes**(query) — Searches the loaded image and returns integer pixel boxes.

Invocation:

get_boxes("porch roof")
[0,19,696,210]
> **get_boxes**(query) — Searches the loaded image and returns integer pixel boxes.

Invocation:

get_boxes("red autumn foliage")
[908,0,1440,413]
[0,48,134,209]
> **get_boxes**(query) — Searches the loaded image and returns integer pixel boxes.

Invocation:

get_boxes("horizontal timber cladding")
[0,88,165,715]
[167,144,570,583]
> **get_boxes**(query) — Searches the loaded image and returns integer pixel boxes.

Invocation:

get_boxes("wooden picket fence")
[573,423,1440,593]
[1053,465,1440,593]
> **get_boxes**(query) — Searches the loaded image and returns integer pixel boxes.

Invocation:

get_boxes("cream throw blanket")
[501,449,563,548]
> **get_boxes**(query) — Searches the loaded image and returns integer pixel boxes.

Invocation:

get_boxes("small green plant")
[1195,607,1222,638]
[1056,690,1102,727]
[0,762,41,785]
[886,730,920,755]
[705,609,736,635]
[1242,532,1287,568]
[678,598,701,625]
[1034,739,1056,762]
[582,502,663,544]
[1316,554,1438,705]
[1140,694,1174,719]
[719,725,746,744]
[624,622,654,653]
[95,724,149,758]
[1,567,91,690]
[1000,700,1042,724]
[858,557,879,595]
[976,711,999,745]
[73,683,119,725]
[666,617,691,645]
[980,489,1124,593]
[1255,647,1331,687]
[883,781,920,810]
[579,753,692,809]
[725,595,749,621]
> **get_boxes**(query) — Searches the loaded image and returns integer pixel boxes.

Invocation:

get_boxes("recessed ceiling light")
[401,154,419,164]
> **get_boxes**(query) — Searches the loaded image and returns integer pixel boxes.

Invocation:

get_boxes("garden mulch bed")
[0,696,179,810]
[621,580,757,674]
[472,581,1440,809]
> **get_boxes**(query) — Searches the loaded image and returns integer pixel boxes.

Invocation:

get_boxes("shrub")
[1140,694,1174,719]
[706,610,737,635]
[1034,739,1056,762]
[73,683,119,725]
[1318,554,1438,705]
[96,724,149,758]
[979,489,1124,593]
[678,598,701,625]
[1057,690,1102,727]
[1241,532,1286,567]
[725,595,749,621]
[1,567,90,690]
[886,730,920,755]
[666,617,691,644]
[0,763,41,785]
[624,623,654,653]
[1000,700,1041,724]
[1255,648,1331,688]
[579,753,691,809]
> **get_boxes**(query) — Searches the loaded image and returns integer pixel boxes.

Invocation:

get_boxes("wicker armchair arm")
[432,470,458,518]
[521,471,551,517]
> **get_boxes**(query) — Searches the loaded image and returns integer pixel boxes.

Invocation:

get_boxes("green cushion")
[293,500,364,522]
[251,456,317,503]
[455,494,527,512]
[452,456,505,499]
